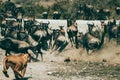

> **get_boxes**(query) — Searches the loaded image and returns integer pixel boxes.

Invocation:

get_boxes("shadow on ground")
[13,77,32,80]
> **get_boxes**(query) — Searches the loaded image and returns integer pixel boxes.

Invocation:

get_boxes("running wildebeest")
[107,19,120,45]
[52,26,68,53]
[67,20,78,47]
[76,22,106,54]
[0,37,44,61]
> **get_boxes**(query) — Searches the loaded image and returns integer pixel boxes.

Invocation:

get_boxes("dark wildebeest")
[14,3,25,30]
[2,53,31,80]
[42,12,48,19]
[67,20,78,47]
[2,20,28,41]
[30,22,52,50]
[5,21,19,38]
[75,32,84,48]
[0,37,43,61]
[0,15,8,37]
[115,7,120,15]
[80,4,96,20]
[0,17,20,38]
[14,2,25,18]
[53,11,61,19]
[107,19,120,45]
[52,26,68,53]
[76,22,106,54]
[24,19,35,35]
[24,21,53,60]
[97,8,110,20]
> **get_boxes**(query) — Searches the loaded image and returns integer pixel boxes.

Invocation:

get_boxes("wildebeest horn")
[48,21,50,24]
[106,16,109,20]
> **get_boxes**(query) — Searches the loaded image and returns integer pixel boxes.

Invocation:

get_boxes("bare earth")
[0,40,120,80]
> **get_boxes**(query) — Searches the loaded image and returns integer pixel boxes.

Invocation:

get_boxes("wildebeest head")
[115,7,120,15]
[39,22,50,30]
[53,11,61,19]
[87,22,94,32]
[42,12,48,19]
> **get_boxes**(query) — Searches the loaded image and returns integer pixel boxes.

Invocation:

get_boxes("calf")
[2,53,31,80]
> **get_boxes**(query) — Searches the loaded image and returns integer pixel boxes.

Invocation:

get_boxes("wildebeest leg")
[33,47,43,61]
[30,49,40,62]
[35,52,39,59]
[86,48,89,55]
[31,49,39,59]
[48,37,52,49]
[39,51,43,61]
[69,38,73,47]
[5,50,10,56]
[55,44,60,51]
[116,34,120,45]
[52,41,56,49]
[52,41,59,50]
[73,36,76,44]
[108,36,112,42]
[58,41,68,52]
[75,36,79,48]
[86,49,92,55]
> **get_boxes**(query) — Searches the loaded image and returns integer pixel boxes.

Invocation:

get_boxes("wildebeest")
[0,15,9,37]
[24,19,35,35]
[2,53,30,80]
[107,19,120,45]
[97,8,110,20]
[0,17,21,38]
[79,3,110,20]
[14,2,25,19]
[29,21,52,50]
[87,23,101,39]
[53,11,61,19]
[2,19,29,41]
[115,7,120,15]
[42,12,48,19]
[52,26,68,52]
[0,37,43,61]
[76,22,106,54]
[0,37,32,55]
[67,20,78,47]
[79,4,95,20]
[5,21,19,38]
[76,32,84,48]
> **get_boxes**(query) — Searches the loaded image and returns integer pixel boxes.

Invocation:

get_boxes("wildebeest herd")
[0,0,120,79]
[0,15,120,79]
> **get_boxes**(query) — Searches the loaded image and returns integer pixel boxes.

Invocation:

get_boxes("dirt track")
[0,51,101,80]
[0,40,120,80]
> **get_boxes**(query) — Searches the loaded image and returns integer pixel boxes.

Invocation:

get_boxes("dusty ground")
[0,39,120,80]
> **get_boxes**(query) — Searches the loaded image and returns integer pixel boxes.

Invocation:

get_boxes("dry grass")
[0,37,120,80]
[47,39,120,80]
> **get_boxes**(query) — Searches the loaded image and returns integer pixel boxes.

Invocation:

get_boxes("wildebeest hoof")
[3,71,9,77]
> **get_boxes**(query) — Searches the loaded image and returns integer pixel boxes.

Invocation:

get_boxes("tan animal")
[2,53,31,80]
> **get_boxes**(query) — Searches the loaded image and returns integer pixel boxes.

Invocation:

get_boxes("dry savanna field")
[0,38,120,80]
[0,0,120,80]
